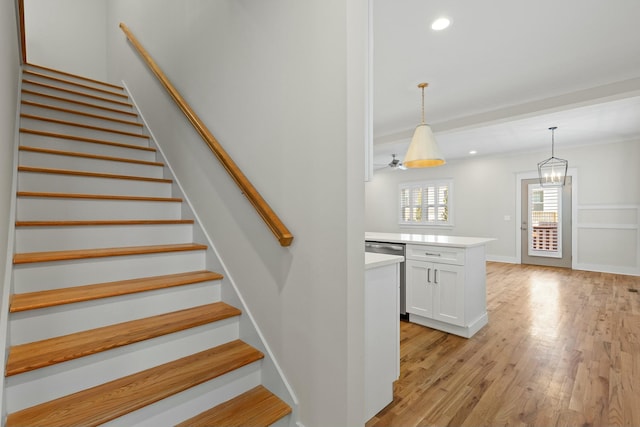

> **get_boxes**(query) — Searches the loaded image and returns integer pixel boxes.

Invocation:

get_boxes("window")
[399,180,453,226]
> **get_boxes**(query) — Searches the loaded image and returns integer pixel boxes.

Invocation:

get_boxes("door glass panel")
[528,184,562,258]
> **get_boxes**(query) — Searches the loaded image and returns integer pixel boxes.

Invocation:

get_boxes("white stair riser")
[21,103,143,134]
[22,82,134,113]
[13,250,207,293]
[6,319,241,412]
[104,364,262,427]
[20,117,150,147]
[23,66,125,94]
[16,198,182,221]
[19,150,164,179]
[22,73,128,103]
[15,224,193,252]
[19,132,156,162]
[11,282,221,343]
[21,91,138,122]
[18,171,172,197]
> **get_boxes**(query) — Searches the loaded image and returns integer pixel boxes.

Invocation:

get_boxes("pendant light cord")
[418,82,428,124]
[549,126,557,157]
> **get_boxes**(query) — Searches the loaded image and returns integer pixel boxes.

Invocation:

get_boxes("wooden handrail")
[18,0,26,63]
[119,23,293,247]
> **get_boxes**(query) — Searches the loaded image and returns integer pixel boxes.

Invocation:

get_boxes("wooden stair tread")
[10,270,220,312]
[19,145,163,167]
[16,219,193,227]
[6,302,239,376]
[17,191,182,202]
[18,166,172,183]
[176,385,292,427]
[5,340,264,427]
[23,69,128,99]
[21,113,149,139]
[10,66,288,426]
[26,63,125,91]
[22,89,138,118]
[13,243,207,265]
[20,128,155,152]
[21,100,143,127]
[22,79,133,108]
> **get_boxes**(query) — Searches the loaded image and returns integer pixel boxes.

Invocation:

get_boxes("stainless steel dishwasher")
[365,241,407,318]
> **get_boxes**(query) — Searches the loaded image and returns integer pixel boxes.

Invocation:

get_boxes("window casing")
[399,180,453,226]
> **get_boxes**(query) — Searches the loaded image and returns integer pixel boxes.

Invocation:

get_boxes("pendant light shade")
[403,83,445,168]
[537,126,568,186]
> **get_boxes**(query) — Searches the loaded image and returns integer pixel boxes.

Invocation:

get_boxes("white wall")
[0,0,20,276]
[0,0,20,416]
[24,0,107,80]
[106,1,365,426]
[366,139,640,275]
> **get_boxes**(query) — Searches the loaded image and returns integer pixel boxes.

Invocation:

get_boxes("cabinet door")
[432,263,465,326]
[405,260,433,318]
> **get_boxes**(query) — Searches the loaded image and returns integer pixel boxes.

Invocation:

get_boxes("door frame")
[515,168,578,267]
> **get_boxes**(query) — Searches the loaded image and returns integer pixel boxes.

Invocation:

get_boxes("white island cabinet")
[366,232,495,339]
[364,252,402,421]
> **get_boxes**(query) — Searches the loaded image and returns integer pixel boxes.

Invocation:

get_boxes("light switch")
[504,215,511,221]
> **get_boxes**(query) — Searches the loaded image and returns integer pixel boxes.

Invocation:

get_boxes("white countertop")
[366,232,495,248]
[365,252,404,269]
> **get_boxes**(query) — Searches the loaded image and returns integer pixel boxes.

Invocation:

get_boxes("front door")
[521,177,572,268]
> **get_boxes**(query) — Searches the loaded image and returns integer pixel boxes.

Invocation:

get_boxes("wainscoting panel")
[575,204,639,275]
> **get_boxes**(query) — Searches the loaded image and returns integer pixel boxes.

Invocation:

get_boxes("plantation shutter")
[399,180,452,226]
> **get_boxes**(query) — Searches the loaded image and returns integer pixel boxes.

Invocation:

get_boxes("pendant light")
[537,126,568,186]
[403,83,445,168]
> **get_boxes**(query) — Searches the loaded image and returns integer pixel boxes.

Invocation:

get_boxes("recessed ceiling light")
[469,150,477,155]
[431,17,451,31]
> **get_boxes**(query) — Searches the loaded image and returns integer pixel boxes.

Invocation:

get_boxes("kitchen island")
[364,252,403,420]
[366,232,494,338]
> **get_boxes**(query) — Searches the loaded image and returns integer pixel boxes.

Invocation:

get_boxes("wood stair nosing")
[22,79,133,108]
[21,89,139,118]
[6,302,240,376]
[20,113,149,140]
[176,385,292,427]
[19,145,164,167]
[17,166,172,183]
[19,128,156,152]
[13,243,208,265]
[5,340,264,427]
[16,191,182,202]
[25,63,124,91]
[10,270,222,313]
[23,69,128,99]
[21,99,143,128]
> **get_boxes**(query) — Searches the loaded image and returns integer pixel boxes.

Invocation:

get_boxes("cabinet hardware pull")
[434,269,438,284]
[427,268,431,284]
[425,252,441,256]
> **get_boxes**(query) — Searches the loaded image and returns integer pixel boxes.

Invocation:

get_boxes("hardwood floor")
[366,262,640,427]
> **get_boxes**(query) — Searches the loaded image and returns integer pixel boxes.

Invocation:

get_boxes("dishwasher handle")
[365,242,405,252]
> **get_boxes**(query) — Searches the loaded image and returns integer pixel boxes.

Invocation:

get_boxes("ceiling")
[372,0,640,170]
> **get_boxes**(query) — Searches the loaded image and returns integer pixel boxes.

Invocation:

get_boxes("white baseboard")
[574,263,639,277]
[486,256,639,277]
[486,255,518,264]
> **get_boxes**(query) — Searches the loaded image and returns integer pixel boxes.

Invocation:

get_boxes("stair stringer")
[122,82,299,426]
[0,75,25,422]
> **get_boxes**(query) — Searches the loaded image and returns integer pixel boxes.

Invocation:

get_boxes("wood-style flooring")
[367,262,640,427]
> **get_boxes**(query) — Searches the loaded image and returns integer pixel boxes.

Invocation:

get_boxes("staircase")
[3,64,292,426]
